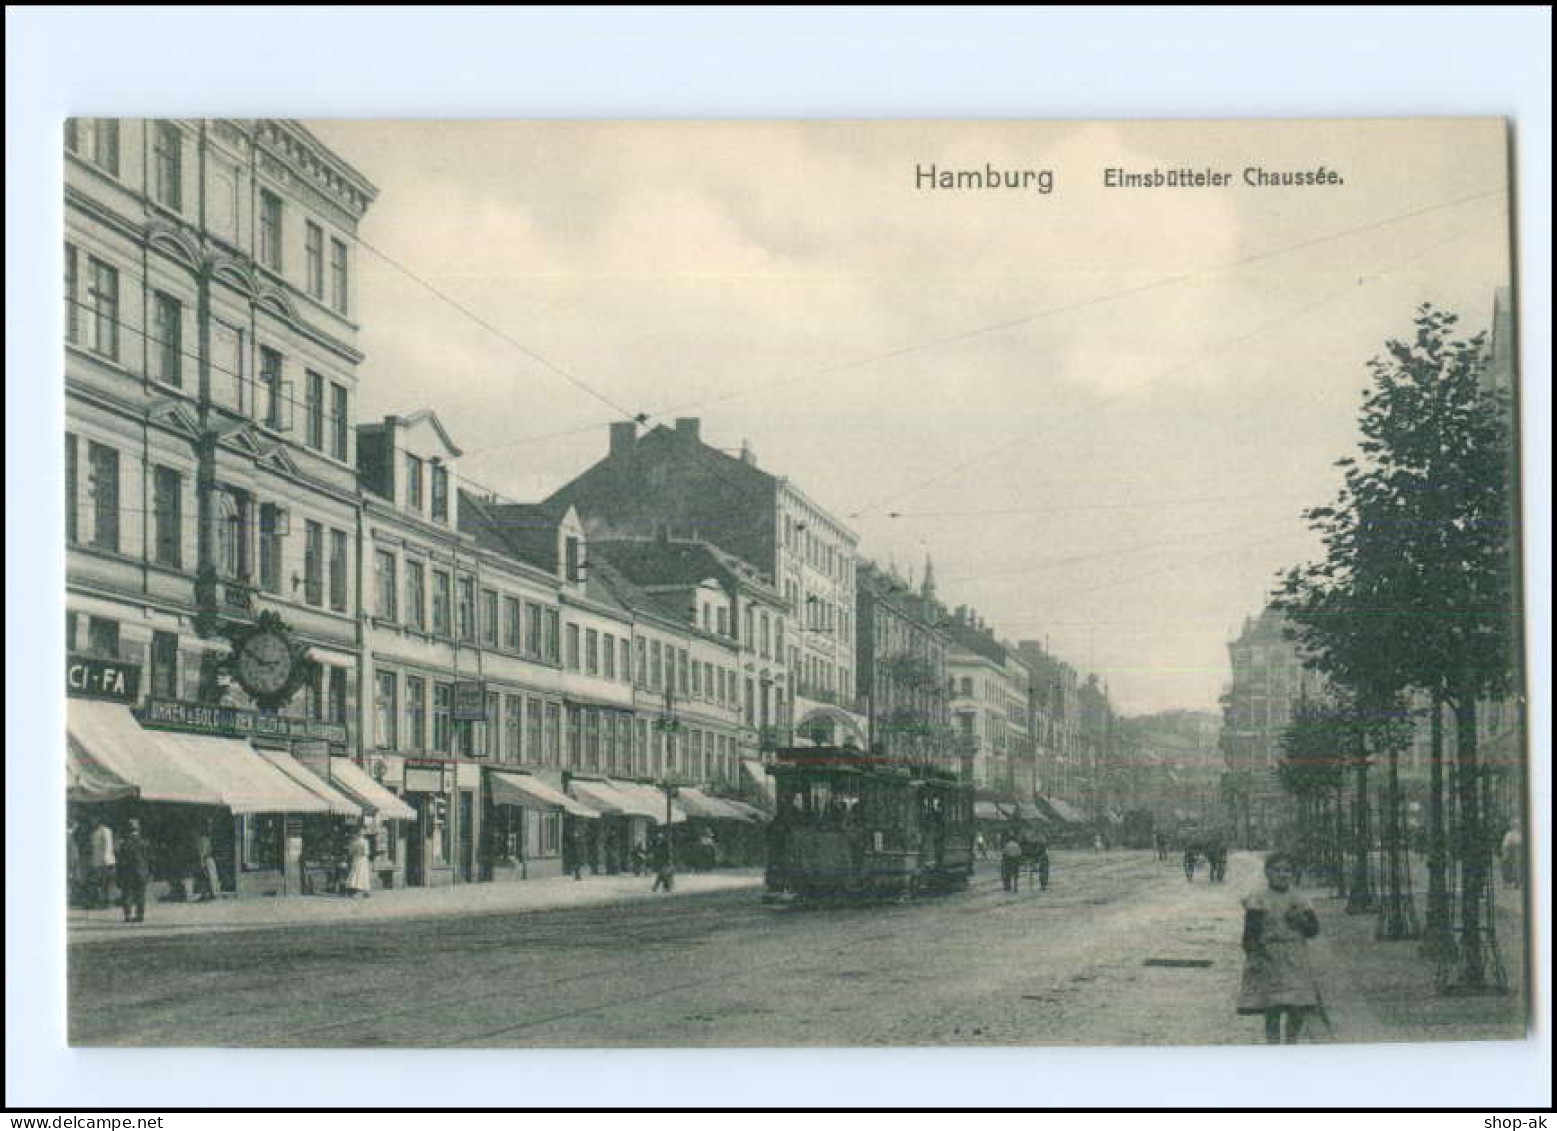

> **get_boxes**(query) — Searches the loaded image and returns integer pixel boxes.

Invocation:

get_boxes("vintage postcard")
[63,118,1527,1049]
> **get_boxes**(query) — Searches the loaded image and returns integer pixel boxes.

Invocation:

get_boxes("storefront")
[566,776,680,874]
[324,756,417,891]
[484,769,600,881]
[671,787,760,868]
[67,694,362,899]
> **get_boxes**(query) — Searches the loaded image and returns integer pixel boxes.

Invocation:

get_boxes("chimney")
[739,438,757,466]
[609,421,637,458]
[675,417,701,443]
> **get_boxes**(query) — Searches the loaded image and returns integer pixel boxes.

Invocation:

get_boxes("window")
[87,442,118,551]
[650,640,662,691]
[330,238,349,314]
[65,244,79,345]
[635,638,647,686]
[374,549,397,620]
[692,659,702,698]
[305,222,325,299]
[88,119,119,175]
[678,649,690,696]
[545,703,562,765]
[330,382,349,461]
[584,709,600,770]
[216,490,251,581]
[565,536,581,582]
[526,698,543,763]
[406,676,427,749]
[620,639,631,684]
[256,503,282,594]
[603,633,616,679]
[504,695,523,762]
[87,617,119,659]
[329,529,348,612]
[405,454,424,511]
[430,464,449,522]
[432,571,451,635]
[153,292,182,386]
[303,520,324,605]
[486,691,501,758]
[375,671,398,750]
[761,613,771,659]
[503,597,521,651]
[524,601,542,656]
[457,577,476,641]
[481,589,499,647]
[152,466,181,568]
[585,628,599,675]
[241,814,284,872]
[565,624,580,671]
[151,631,179,698]
[405,561,426,630]
[65,434,79,543]
[716,606,729,636]
[87,257,118,359]
[305,371,324,450]
[259,189,283,270]
[259,347,283,429]
[566,706,583,767]
[153,121,182,210]
[544,608,560,662]
[329,667,347,724]
[745,678,756,726]
[433,683,452,752]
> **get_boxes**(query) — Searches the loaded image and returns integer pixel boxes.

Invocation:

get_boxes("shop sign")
[66,655,141,702]
[137,696,348,745]
[403,762,447,793]
[452,680,486,721]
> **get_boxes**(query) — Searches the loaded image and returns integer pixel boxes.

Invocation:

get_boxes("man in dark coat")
[115,818,151,923]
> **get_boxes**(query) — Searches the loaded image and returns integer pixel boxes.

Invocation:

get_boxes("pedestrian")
[1183,843,1200,882]
[1032,837,1051,892]
[115,818,151,923]
[67,819,83,907]
[975,832,988,861]
[1237,851,1323,1044]
[1206,837,1228,884]
[342,824,372,898]
[89,816,117,909]
[193,821,219,902]
[650,836,675,893]
[1093,833,1105,854]
[1499,826,1523,890]
[630,843,647,877]
[1000,834,1022,892]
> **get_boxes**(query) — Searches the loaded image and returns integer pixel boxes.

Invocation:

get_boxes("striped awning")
[489,771,601,819]
[257,751,360,817]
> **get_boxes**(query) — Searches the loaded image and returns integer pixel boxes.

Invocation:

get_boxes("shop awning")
[489,771,601,819]
[741,759,778,807]
[569,778,680,823]
[619,780,689,824]
[1012,802,1050,823]
[1042,796,1090,825]
[719,798,768,823]
[974,800,1010,821]
[257,751,360,817]
[328,757,416,821]
[152,731,334,814]
[676,787,755,822]
[67,701,223,806]
[66,731,139,803]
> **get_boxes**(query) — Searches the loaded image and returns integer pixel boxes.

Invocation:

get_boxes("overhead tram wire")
[459,184,1501,469]
[845,208,1505,520]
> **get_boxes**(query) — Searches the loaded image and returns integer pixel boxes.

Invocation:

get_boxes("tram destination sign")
[138,697,349,745]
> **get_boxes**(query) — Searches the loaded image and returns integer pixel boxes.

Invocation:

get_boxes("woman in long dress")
[1238,851,1322,1043]
[343,826,372,898]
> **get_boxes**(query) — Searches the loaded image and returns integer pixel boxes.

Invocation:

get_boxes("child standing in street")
[1238,851,1323,1044]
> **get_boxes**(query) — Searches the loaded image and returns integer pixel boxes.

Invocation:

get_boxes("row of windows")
[402,453,451,524]
[693,597,786,660]
[370,670,744,784]
[65,244,353,462]
[783,512,854,586]
[371,550,564,659]
[67,120,351,316]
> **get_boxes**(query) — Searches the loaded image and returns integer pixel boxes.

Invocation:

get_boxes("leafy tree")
[1275,305,1518,986]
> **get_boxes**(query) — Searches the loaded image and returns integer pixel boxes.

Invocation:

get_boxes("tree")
[1275,305,1518,987]
[1277,698,1350,892]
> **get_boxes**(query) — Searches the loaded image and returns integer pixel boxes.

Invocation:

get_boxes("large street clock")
[228,611,310,709]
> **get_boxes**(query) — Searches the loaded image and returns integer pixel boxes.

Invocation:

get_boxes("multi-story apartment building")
[945,608,1032,791]
[1017,640,1083,805]
[547,416,864,749]
[856,559,953,764]
[65,118,379,896]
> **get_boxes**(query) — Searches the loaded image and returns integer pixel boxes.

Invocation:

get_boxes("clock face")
[235,630,293,696]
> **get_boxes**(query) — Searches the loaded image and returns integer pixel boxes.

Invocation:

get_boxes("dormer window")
[405,454,424,511]
[565,536,582,583]
[430,463,449,523]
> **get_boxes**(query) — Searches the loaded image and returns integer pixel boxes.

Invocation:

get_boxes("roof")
[591,537,782,602]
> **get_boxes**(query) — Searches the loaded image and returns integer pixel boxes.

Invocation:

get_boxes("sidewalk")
[1302,877,1528,1044]
[68,868,765,944]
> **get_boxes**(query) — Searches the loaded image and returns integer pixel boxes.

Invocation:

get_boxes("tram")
[763,746,976,902]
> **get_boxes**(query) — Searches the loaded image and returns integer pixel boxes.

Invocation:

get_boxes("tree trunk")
[1446,695,1502,993]
[1332,784,1348,898]
[1376,745,1418,939]
[1422,693,1453,955]
[1347,755,1375,914]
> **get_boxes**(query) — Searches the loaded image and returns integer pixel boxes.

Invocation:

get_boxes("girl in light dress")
[1237,851,1322,1043]
[343,825,373,898]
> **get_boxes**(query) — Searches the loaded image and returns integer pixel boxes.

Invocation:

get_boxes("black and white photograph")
[9,5,1551,1116]
[57,115,1531,1049]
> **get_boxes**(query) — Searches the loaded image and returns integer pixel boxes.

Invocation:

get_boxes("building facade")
[856,560,953,764]
[65,118,378,894]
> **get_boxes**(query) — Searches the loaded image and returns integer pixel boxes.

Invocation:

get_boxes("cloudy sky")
[306,118,1512,716]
